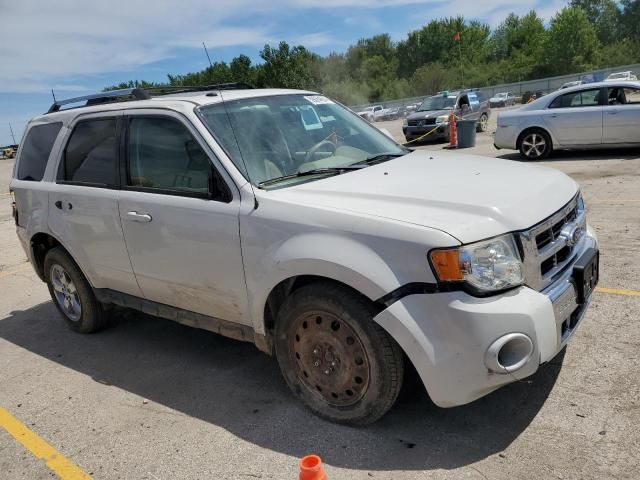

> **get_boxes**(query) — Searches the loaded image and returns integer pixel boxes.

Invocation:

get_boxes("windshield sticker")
[304,95,334,105]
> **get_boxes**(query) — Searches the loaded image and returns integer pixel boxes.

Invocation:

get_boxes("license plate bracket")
[573,248,599,304]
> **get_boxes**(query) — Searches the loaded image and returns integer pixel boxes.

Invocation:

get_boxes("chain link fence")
[349,63,640,111]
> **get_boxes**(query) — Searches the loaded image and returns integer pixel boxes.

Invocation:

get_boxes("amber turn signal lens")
[430,249,463,281]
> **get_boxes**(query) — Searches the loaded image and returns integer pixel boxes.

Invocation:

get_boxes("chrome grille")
[519,195,586,291]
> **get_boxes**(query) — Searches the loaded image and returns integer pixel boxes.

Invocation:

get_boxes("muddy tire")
[275,282,404,425]
[44,247,108,333]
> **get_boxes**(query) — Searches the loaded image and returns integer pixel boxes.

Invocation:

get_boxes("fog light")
[485,333,534,373]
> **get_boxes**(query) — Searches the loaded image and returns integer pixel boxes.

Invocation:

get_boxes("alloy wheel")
[50,264,82,321]
[522,133,546,159]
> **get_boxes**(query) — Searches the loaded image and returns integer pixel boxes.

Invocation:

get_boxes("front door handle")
[126,211,152,223]
[607,110,618,115]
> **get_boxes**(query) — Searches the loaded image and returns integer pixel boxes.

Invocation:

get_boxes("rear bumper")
[494,125,519,150]
[374,231,597,408]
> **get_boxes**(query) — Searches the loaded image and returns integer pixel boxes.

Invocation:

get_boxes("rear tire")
[275,282,404,425]
[477,113,489,132]
[518,129,552,160]
[44,247,108,333]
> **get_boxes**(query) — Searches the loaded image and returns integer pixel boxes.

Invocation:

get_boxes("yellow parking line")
[0,407,92,480]
[595,287,640,297]
[0,263,32,279]
[0,192,12,197]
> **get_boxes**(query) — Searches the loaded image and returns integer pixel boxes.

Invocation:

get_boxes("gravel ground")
[0,115,639,479]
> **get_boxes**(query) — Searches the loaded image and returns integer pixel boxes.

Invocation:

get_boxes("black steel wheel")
[275,282,404,425]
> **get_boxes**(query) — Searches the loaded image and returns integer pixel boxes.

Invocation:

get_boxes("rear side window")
[17,123,62,181]
[550,89,601,108]
[60,119,118,186]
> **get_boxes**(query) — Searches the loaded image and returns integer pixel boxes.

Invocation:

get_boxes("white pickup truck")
[357,104,384,122]
[11,86,599,424]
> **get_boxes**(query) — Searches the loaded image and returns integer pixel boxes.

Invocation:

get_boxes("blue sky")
[0,0,567,145]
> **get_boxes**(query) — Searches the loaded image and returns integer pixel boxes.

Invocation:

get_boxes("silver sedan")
[494,81,640,160]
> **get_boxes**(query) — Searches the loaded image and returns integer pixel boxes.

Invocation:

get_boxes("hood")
[266,151,578,243]
[406,109,451,120]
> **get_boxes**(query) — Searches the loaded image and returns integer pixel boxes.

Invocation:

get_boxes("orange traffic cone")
[299,455,327,480]
[448,112,457,148]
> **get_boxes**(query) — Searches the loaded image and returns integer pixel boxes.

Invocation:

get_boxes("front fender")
[247,232,400,333]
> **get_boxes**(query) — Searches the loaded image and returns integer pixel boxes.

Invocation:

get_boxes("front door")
[543,88,603,145]
[603,86,640,144]
[117,111,249,325]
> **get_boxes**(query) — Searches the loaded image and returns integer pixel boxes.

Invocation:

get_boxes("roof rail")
[47,88,150,114]
[147,82,254,95]
[45,82,254,114]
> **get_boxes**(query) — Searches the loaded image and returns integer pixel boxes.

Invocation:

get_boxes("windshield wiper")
[258,165,366,188]
[354,152,408,166]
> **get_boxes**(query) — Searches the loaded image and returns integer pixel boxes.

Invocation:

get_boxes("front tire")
[519,129,552,160]
[44,247,108,333]
[275,282,404,425]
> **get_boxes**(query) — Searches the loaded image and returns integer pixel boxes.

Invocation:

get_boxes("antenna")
[9,123,17,144]
[51,89,57,103]
[202,42,213,68]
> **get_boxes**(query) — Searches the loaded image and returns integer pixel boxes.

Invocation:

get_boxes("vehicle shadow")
[497,147,640,162]
[0,302,565,471]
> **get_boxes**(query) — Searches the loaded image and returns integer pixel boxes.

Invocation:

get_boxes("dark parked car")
[402,90,491,142]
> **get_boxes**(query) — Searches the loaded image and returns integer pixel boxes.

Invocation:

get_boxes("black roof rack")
[145,82,254,95]
[47,88,150,113]
[46,82,254,114]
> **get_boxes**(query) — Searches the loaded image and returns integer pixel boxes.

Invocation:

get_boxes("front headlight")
[430,234,524,294]
[435,115,449,124]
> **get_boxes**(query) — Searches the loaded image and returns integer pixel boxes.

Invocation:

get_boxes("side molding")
[94,289,272,355]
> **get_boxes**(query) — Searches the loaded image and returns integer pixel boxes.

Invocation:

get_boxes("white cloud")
[0,0,567,95]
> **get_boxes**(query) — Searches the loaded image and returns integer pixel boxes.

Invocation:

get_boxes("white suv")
[10,85,599,424]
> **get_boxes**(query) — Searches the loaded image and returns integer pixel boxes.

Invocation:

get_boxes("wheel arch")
[516,126,554,150]
[262,275,385,337]
[30,232,92,286]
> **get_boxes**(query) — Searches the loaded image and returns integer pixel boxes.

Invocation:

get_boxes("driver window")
[458,95,470,108]
[127,117,214,197]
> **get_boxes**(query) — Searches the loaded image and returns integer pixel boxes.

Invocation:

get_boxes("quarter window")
[17,123,62,181]
[127,117,212,197]
[549,89,602,108]
[60,119,118,186]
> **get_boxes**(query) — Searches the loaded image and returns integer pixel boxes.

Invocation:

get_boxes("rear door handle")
[607,111,618,115]
[126,211,152,223]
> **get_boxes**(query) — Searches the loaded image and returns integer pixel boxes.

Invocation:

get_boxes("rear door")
[603,85,640,144]
[117,110,249,324]
[543,88,604,145]
[48,113,142,297]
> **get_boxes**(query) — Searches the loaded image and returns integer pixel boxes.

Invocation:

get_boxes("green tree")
[410,63,454,95]
[544,7,601,75]
[570,0,621,44]
[258,41,320,89]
